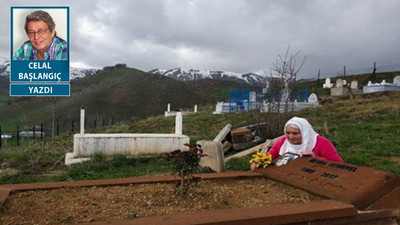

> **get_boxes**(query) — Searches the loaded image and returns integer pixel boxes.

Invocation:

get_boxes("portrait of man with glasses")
[13,10,67,60]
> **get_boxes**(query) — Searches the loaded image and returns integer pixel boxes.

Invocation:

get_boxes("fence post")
[17,125,19,146]
[33,124,36,140]
[41,123,43,141]
[56,119,59,136]
[0,125,2,149]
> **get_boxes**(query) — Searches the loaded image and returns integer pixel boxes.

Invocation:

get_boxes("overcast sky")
[1,0,399,78]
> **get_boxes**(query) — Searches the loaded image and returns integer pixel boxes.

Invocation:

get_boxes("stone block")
[257,157,400,210]
[231,127,253,150]
[231,127,252,142]
[73,133,190,157]
[331,87,349,96]
[363,85,400,94]
[213,124,231,143]
[222,141,232,153]
[65,152,91,166]
[197,140,225,173]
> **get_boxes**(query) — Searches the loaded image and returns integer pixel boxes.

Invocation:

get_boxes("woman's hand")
[250,163,258,171]
[300,151,315,158]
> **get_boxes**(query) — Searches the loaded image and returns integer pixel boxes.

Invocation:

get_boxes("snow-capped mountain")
[69,67,101,79]
[0,57,100,79]
[148,68,268,86]
[0,57,10,76]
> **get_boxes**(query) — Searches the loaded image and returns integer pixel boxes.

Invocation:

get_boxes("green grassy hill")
[0,67,255,131]
[2,69,399,132]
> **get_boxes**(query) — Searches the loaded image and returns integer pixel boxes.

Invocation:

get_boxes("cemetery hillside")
[0,69,399,184]
[0,66,251,128]
[0,67,399,128]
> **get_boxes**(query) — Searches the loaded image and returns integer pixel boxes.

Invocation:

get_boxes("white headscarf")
[279,117,318,155]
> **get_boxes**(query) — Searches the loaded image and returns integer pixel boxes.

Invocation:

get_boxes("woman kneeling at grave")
[251,116,343,170]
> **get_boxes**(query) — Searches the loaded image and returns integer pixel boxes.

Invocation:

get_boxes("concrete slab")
[256,157,400,210]
[65,152,91,166]
[197,140,225,172]
[222,141,232,153]
[73,133,190,157]
[213,124,231,143]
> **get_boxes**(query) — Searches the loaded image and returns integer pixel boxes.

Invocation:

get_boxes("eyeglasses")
[285,131,301,136]
[27,28,49,37]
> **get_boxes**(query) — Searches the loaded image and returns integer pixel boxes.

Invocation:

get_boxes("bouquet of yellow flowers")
[249,150,272,168]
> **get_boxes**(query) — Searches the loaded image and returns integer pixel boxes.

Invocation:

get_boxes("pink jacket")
[268,136,343,162]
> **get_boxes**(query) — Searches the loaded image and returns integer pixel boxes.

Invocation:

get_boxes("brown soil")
[0,178,321,225]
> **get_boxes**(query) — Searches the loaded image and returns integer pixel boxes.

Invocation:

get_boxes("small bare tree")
[269,45,306,113]
[263,74,282,112]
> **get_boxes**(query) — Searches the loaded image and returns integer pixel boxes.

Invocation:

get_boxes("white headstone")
[336,79,343,88]
[175,112,182,135]
[194,104,198,113]
[215,102,223,113]
[250,91,257,102]
[368,81,372,86]
[394,76,400,86]
[80,109,85,135]
[325,77,331,84]
[308,93,318,103]
[350,80,358,89]
[342,80,347,86]
[381,80,387,85]
[323,78,333,88]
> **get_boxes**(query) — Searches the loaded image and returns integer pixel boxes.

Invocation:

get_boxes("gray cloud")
[2,0,400,78]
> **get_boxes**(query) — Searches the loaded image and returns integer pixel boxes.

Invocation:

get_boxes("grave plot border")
[0,171,399,225]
